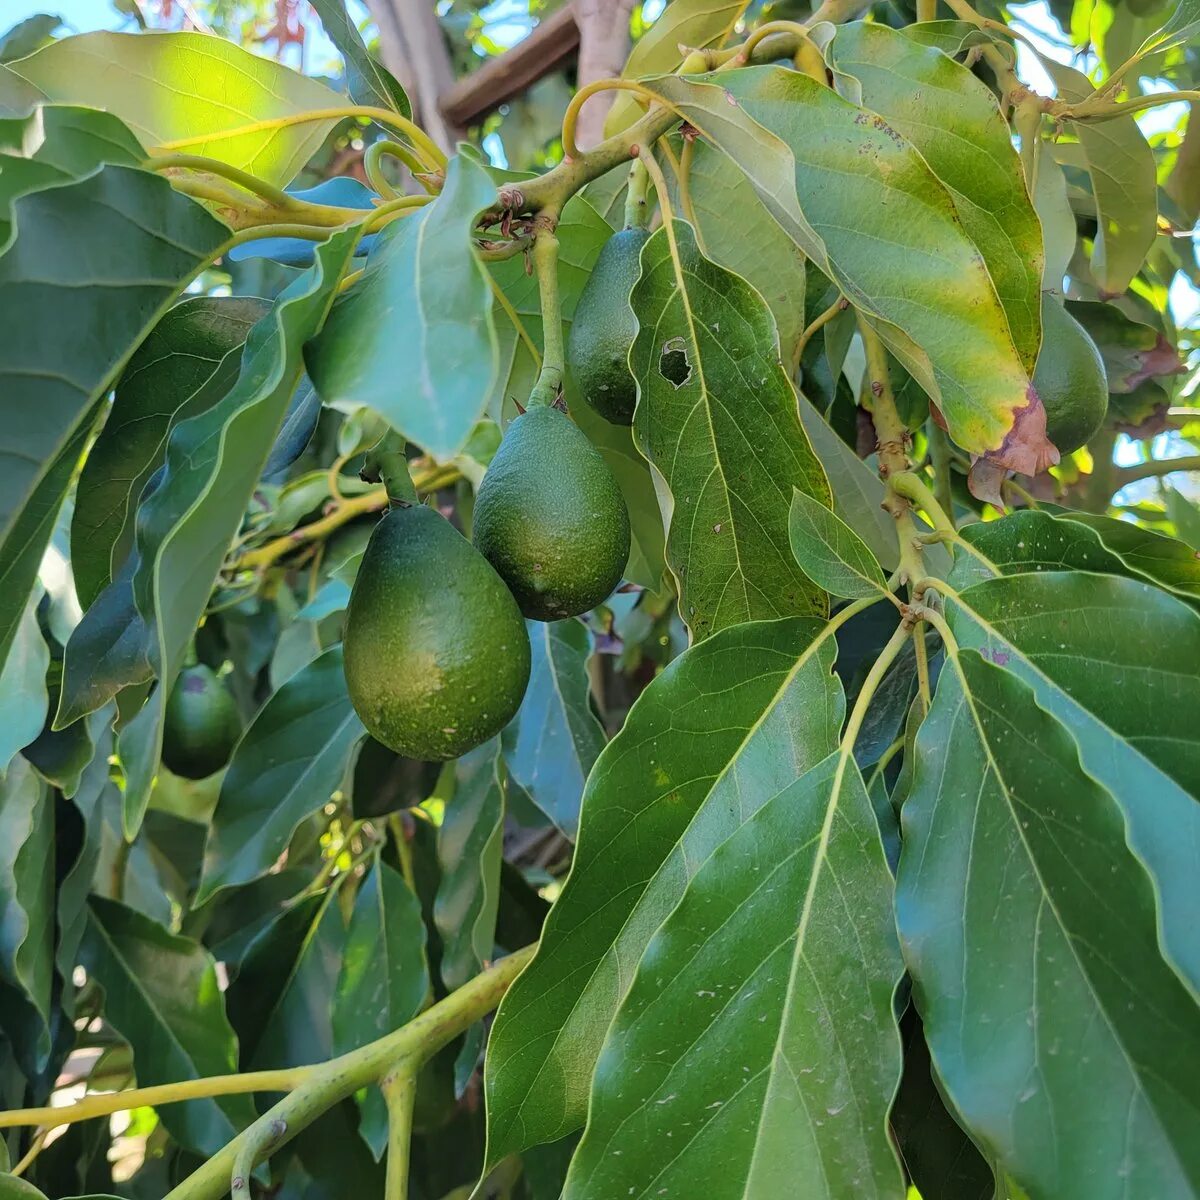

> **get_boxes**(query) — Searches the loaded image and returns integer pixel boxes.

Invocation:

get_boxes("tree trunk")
[573,0,637,151]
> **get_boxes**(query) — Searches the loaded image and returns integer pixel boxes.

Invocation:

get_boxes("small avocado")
[567,227,649,425]
[473,405,631,621]
[343,504,531,761]
[1033,295,1108,454]
[162,664,242,779]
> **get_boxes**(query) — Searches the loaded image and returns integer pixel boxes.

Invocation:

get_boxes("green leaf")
[12,31,344,186]
[0,587,48,774]
[308,0,410,116]
[940,568,1200,993]
[1166,486,1200,549]
[1033,144,1075,291]
[1065,300,1185,394]
[1138,0,1200,54]
[122,229,360,837]
[1042,60,1157,295]
[0,1175,48,1199]
[0,15,62,62]
[434,741,505,992]
[563,751,903,1198]
[333,857,428,1053]
[72,295,268,608]
[228,892,343,1070]
[484,616,843,1165]
[0,163,226,682]
[78,896,254,1157]
[630,220,830,639]
[23,666,95,797]
[641,69,1035,458]
[501,619,605,838]
[308,155,498,460]
[789,488,888,599]
[896,651,1200,1199]
[827,22,1043,374]
[604,0,749,136]
[198,646,365,904]
[0,65,40,119]
[0,757,54,1076]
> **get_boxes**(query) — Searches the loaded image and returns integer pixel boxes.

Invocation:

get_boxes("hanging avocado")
[1033,294,1108,454]
[162,664,242,779]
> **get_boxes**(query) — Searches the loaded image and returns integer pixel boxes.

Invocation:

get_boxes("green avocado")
[162,664,242,779]
[1033,295,1109,454]
[567,227,649,425]
[343,504,531,761]
[473,405,631,621]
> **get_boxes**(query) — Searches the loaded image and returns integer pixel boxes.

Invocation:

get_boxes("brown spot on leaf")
[968,385,1059,505]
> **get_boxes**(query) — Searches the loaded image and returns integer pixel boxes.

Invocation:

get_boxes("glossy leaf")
[333,857,428,1053]
[501,619,605,838]
[0,163,226,680]
[78,897,254,1157]
[828,22,1042,373]
[0,758,53,1076]
[940,568,1200,993]
[789,488,887,599]
[630,220,830,639]
[1033,144,1074,291]
[1043,60,1157,295]
[434,741,505,992]
[0,588,47,773]
[198,646,365,904]
[643,69,1033,458]
[72,295,268,607]
[564,751,904,1199]
[604,0,749,136]
[897,652,1200,1199]
[123,230,360,836]
[13,32,343,186]
[308,155,497,460]
[484,616,843,1165]
[308,0,410,115]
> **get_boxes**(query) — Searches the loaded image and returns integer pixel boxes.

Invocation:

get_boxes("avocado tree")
[0,0,1198,1196]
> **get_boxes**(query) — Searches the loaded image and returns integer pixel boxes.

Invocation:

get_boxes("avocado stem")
[527,228,566,410]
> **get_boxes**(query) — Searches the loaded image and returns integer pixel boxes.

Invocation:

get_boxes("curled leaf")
[967,387,1058,505]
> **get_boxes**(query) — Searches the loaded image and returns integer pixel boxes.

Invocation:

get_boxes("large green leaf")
[604,0,749,136]
[333,857,428,1053]
[642,69,1034,459]
[563,751,903,1198]
[12,31,343,186]
[501,619,605,838]
[0,163,226,680]
[308,155,497,460]
[938,568,1200,993]
[896,652,1200,1199]
[826,22,1043,373]
[484,615,844,1165]
[122,230,360,837]
[0,757,54,1076]
[72,295,268,608]
[78,897,254,1158]
[197,646,365,904]
[0,588,47,774]
[307,0,410,116]
[630,220,829,639]
[789,488,888,599]
[1042,59,1157,296]
[433,741,505,992]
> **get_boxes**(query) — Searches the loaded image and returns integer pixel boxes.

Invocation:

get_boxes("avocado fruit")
[473,405,631,621]
[162,664,242,779]
[567,227,649,425]
[1033,295,1108,454]
[343,504,531,761]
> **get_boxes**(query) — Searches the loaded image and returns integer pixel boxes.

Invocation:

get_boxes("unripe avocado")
[1033,295,1108,454]
[343,504,531,761]
[473,405,631,621]
[162,664,242,779]
[567,227,649,425]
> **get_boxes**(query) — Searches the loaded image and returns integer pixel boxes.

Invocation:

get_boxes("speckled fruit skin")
[472,405,631,621]
[566,227,649,425]
[1034,295,1109,454]
[161,664,242,779]
[342,504,531,761]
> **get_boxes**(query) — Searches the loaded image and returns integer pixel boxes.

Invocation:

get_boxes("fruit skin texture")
[343,504,531,761]
[473,405,631,621]
[567,227,649,425]
[162,664,242,779]
[1033,294,1109,454]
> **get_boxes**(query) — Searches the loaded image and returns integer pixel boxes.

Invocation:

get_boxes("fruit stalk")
[527,227,565,409]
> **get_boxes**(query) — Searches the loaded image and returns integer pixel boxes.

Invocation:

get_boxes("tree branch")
[1115,455,1200,486]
